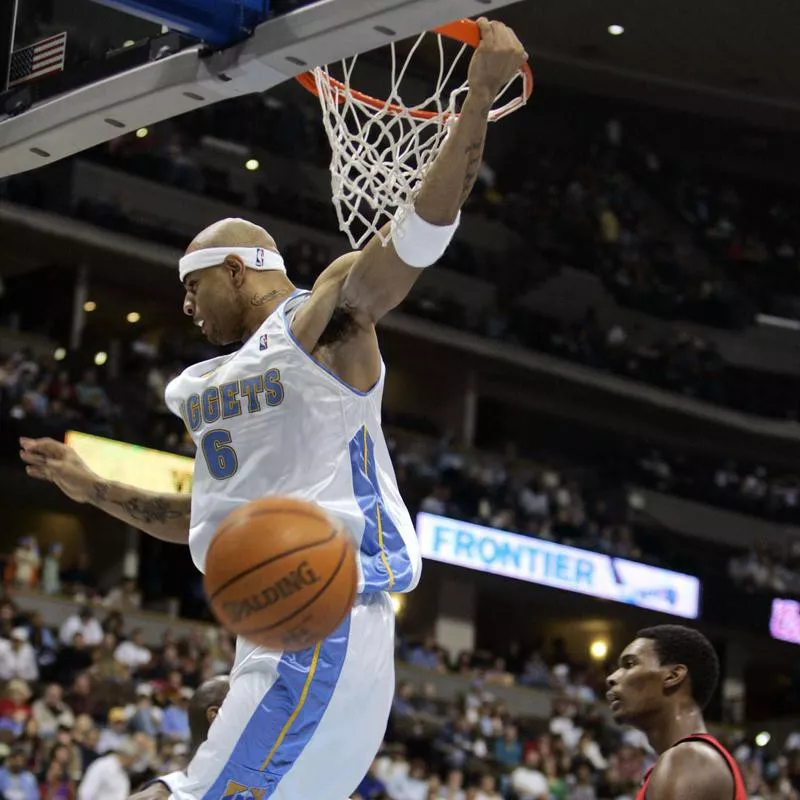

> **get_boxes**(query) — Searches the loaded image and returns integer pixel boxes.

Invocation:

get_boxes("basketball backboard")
[0,0,527,179]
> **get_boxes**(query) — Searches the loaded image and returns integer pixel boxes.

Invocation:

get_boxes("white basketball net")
[309,32,525,249]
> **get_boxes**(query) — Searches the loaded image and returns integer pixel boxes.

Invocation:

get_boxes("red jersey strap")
[636,734,747,800]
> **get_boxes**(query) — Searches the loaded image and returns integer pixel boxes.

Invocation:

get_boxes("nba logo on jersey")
[259,334,269,351]
[255,248,265,267]
[221,780,265,799]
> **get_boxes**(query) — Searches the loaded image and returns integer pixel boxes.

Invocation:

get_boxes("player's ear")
[663,663,688,692]
[206,706,220,724]
[224,255,247,287]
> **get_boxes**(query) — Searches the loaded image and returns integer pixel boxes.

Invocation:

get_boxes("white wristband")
[391,207,461,269]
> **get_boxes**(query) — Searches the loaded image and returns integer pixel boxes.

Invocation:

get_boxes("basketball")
[203,497,358,652]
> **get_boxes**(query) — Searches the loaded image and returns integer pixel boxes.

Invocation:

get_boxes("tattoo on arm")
[113,497,185,525]
[91,482,109,504]
[460,141,485,205]
[91,481,188,526]
[457,103,492,204]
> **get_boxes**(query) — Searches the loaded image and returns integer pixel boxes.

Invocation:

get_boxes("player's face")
[183,267,246,345]
[606,638,667,723]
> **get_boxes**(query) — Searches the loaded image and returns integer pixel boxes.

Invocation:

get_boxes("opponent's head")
[188,675,230,758]
[606,625,719,725]
[180,218,291,345]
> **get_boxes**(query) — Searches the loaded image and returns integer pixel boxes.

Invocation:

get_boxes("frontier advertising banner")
[65,431,194,495]
[417,512,701,619]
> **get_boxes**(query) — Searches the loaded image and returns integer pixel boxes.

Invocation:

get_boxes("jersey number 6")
[201,429,238,480]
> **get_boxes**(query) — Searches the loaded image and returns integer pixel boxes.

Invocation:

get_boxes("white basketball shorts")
[162,592,395,800]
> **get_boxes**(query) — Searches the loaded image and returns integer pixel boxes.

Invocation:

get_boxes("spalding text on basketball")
[222,561,322,624]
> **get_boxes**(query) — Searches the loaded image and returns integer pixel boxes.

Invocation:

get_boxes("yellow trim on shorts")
[260,641,322,770]
[363,425,395,589]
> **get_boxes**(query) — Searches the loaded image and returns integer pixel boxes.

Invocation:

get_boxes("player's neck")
[642,704,707,755]
[240,281,295,342]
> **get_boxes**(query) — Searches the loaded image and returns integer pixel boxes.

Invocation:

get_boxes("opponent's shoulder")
[648,741,734,800]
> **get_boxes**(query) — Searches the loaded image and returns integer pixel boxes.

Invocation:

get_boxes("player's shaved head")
[188,675,230,757]
[182,217,293,345]
[186,217,278,254]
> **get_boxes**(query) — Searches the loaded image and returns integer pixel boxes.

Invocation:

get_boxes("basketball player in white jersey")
[20,18,526,800]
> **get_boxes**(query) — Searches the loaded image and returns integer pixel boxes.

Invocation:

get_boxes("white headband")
[178,247,286,281]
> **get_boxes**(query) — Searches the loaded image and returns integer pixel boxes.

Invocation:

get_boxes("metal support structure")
[0,0,18,92]
[0,0,527,177]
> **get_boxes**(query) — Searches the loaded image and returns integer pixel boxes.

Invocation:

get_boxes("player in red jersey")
[606,625,747,800]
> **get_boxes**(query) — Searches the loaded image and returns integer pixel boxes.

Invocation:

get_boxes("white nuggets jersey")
[164,291,422,597]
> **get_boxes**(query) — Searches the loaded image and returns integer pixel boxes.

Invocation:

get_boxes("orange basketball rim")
[295,18,535,122]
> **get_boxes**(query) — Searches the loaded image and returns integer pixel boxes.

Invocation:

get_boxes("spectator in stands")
[0,744,39,800]
[0,599,18,639]
[97,708,130,755]
[439,769,466,800]
[8,536,40,589]
[160,688,192,743]
[146,643,181,682]
[59,608,103,648]
[31,683,75,739]
[407,637,442,671]
[519,652,551,688]
[52,727,85,782]
[73,369,114,433]
[76,738,138,800]
[129,684,161,739]
[391,682,418,723]
[73,716,102,775]
[476,773,503,800]
[420,485,453,516]
[63,674,95,719]
[55,634,93,685]
[104,577,142,613]
[40,760,76,800]
[22,611,56,675]
[510,750,549,800]
[92,633,130,682]
[0,627,39,681]
[485,658,514,687]
[576,732,607,772]
[0,679,32,736]
[41,543,63,595]
[569,763,597,800]
[114,629,152,673]
[102,611,126,641]
[494,724,523,769]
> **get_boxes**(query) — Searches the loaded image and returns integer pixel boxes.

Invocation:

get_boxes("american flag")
[8,31,68,88]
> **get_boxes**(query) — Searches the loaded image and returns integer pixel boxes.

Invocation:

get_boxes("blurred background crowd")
[1,589,800,800]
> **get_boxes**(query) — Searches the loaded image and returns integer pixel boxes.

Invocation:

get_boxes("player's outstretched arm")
[20,437,190,544]
[290,18,527,361]
[338,17,527,323]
